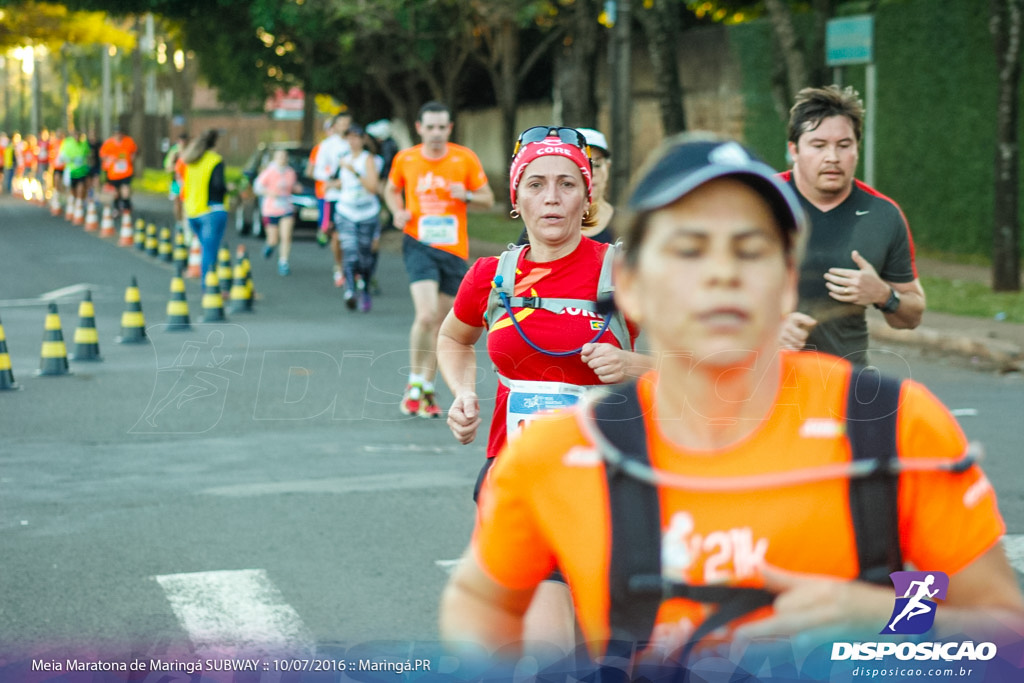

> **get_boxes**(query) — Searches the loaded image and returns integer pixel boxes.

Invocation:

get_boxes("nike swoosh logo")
[855,210,870,216]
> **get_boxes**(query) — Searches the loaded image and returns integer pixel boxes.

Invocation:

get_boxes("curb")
[869,319,1024,371]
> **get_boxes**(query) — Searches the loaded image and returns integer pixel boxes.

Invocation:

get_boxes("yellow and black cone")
[134,217,146,250]
[116,276,149,344]
[217,245,233,298]
[0,315,20,390]
[69,290,102,361]
[166,268,192,331]
[145,223,159,257]
[172,228,189,271]
[36,303,71,376]
[202,270,227,322]
[158,225,173,262]
[228,260,252,313]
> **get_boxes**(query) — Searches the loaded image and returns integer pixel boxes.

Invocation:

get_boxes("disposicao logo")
[830,570,998,663]
[882,571,948,635]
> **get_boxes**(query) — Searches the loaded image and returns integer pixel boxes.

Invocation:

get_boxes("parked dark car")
[233,142,320,237]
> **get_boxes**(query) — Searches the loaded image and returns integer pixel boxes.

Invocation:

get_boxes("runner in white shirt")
[312,112,352,287]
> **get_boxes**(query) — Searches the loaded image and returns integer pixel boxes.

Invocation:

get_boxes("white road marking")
[0,283,111,308]
[1003,535,1024,575]
[363,444,466,453]
[950,408,979,417]
[203,471,474,497]
[154,568,315,658]
[435,559,462,575]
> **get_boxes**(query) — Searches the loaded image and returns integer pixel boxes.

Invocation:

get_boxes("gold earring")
[509,209,520,219]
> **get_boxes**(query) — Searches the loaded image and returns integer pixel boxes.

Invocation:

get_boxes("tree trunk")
[808,0,836,87]
[554,0,599,128]
[130,16,146,159]
[764,0,808,103]
[990,0,1023,291]
[498,18,520,172]
[301,85,315,146]
[637,0,686,135]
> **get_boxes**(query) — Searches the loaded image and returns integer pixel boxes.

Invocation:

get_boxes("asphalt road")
[1,192,1023,671]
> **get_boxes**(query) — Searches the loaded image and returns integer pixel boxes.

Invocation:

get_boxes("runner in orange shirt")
[384,101,494,418]
[99,127,138,217]
[440,134,1024,669]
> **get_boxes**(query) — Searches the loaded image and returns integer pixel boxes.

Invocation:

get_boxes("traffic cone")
[64,196,74,222]
[243,252,256,306]
[201,270,227,322]
[0,315,20,391]
[72,198,84,226]
[145,223,159,257]
[116,276,149,344]
[185,235,203,279]
[49,194,62,217]
[158,226,173,262]
[134,218,146,250]
[228,260,252,313]
[114,209,130,244]
[217,245,233,298]
[69,290,102,361]
[172,229,189,271]
[165,267,192,332]
[83,201,99,232]
[36,303,71,376]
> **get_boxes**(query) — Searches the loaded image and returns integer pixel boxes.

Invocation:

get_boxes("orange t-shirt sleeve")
[471,418,567,590]
[896,380,1005,575]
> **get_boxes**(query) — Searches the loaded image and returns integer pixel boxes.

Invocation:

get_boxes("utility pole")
[608,0,632,206]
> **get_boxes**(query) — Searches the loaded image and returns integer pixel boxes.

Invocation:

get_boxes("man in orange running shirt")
[99,127,138,217]
[384,101,494,419]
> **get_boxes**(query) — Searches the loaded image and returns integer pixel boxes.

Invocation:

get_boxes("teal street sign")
[826,15,874,66]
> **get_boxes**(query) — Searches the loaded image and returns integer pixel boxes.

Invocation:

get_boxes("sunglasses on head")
[513,126,590,159]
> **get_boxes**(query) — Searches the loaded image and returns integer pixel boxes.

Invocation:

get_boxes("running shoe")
[418,392,442,419]
[278,261,290,276]
[344,288,357,310]
[358,290,372,313]
[333,270,345,288]
[317,230,329,247]
[263,244,275,259]
[400,384,422,416]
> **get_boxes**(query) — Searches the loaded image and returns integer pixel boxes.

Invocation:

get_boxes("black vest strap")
[845,365,905,584]
[597,368,905,658]
[597,382,662,653]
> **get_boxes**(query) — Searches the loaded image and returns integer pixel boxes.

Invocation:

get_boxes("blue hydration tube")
[494,274,612,357]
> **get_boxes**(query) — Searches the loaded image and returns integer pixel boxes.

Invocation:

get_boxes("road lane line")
[202,471,474,497]
[435,559,461,575]
[154,568,315,658]
[1003,535,1024,575]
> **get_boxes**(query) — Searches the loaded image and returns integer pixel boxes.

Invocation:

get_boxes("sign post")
[826,15,875,186]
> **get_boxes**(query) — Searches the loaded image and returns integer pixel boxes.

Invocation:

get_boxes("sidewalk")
[869,256,1024,372]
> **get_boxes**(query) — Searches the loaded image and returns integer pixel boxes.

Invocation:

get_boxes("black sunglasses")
[513,126,590,159]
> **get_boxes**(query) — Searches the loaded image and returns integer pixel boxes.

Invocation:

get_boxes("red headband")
[509,137,592,206]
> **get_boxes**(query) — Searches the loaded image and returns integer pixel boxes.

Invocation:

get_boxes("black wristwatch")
[874,287,901,314]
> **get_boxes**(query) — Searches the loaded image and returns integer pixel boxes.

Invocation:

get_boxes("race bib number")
[418,215,458,246]
[506,381,586,438]
[113,159,129,175]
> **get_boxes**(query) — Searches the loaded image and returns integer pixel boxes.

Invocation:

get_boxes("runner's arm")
[733,544,1024,642]
[466,182,494,209]
[580,343,655,384]
[440,550,535,656]
[437,311,485,444]
[882,278,925,330]
[384,179,411,229]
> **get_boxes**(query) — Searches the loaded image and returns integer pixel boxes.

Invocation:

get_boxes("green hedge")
[731,1,1013,259]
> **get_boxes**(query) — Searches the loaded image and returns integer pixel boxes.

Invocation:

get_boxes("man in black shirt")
[779,85,925,365]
